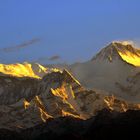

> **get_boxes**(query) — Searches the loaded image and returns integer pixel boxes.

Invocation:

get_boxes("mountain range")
[0,41,140,139]
[69,41,140,102]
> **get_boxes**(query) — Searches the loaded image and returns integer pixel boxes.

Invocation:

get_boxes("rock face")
[0,69,82,129]
[0,67,139,130]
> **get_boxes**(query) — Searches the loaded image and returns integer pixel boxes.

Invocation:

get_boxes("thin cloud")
[48,55,61,61]
[0,38,40,52]
[35,55,61,63]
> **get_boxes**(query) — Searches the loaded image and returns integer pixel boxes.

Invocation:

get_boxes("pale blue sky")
[0,0,140,64]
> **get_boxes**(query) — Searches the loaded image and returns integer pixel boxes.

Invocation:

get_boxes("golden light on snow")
[34,96,53,122]
[0,62,61,79]
[51,87,68,99]
[61,110,80,118]
[24,96,53,122]
[112,40,134,46]
[112,40,140,66]
[39,107,52,122]
[0,63,40,78]
[24,99,30,109]
[118,51,140,66]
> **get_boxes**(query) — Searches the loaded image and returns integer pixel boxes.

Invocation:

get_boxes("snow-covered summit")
[92,41,140,66]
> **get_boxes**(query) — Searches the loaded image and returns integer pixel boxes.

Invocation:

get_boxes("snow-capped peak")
[92,41,140,66]
[0,62,61,79]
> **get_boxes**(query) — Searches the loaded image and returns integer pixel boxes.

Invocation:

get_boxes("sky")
[0,0,140,64]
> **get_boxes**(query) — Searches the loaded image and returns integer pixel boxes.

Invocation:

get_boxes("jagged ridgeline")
[0,60,140,130]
